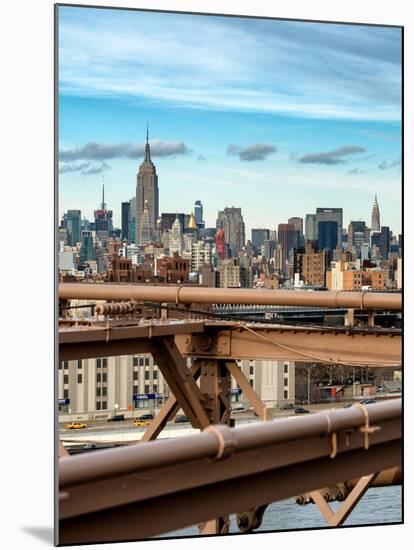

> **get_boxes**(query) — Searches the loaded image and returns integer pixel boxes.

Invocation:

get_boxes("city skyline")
[58,6,402,235]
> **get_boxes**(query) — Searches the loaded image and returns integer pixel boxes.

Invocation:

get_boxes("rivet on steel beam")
[184,337,189,344]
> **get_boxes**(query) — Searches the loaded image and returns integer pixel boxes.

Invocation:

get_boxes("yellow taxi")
[133,419,150,427]
[64,421,87,429]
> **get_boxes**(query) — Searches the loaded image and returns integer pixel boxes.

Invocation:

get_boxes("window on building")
[77,360,82,369]
[145,371,150,380]
[102,373,107,383]
[139,357,144,366]
[284,390,288,399]
[133,385,138,394]
[144,357,150,366]
[133,371,138,380]
[249,366,254,375]
[133,357,138,367]
[102,401,107,409]
[249,380,254,387]
[96,359,102,368]
[63,361,69,370]
[77,374,82,384]
[63,374,69,384]
[103,358,108,368]
[153,370,158,380]
[284,364,289,374]
[96,387,101,397]
[145,384,150,393]
[96,402,101,410]
[102,387,107,397]
[63,389,69,399]
[97,373,101,383]
[284,377,289,387]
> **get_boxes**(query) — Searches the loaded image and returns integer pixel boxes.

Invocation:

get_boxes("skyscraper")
[347,221,367,252]
[305,214,317,242]
[277,223,297,277]
[94,183,113,238]
[170,215,183,255]
[316,208,342,249]
[66,209,81,246]
[129,197,136,243]
[216,207,245,258]
[139,200,151,245]
[371,194,381,232]
[288,217,303,235]
[121,201,130,241]
[194,200,204,228]
[318,221,338,256]
[136,125,159,244]
[251,229,270,252]
[379,226,390,260]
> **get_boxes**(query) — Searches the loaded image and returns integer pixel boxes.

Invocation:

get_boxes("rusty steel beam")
[59,400,401,543]
[176,323,401,366]
[59,283,402,310]
[140,361,202,442]
[59,320,205,361]
[59,320,401,365]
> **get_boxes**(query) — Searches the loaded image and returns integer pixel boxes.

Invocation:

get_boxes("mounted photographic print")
[56,3,403,545]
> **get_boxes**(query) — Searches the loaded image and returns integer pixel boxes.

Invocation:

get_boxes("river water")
[159,486,402,538]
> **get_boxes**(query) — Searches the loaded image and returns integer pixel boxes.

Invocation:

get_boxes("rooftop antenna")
[101,173,106,210]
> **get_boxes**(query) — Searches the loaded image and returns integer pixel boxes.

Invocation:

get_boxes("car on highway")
[294,407,310,414]
[280,403,295,410]
[138,413,154,421]
[64,421,87,429]
[133,419,151,427]
[107,414,125,422]
[359,399,377,405]
[174,415,189,423]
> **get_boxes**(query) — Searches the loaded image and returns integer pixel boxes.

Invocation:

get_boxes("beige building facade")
[58,355,296,421]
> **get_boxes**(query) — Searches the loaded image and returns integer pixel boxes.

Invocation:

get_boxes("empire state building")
[136,126,159,244]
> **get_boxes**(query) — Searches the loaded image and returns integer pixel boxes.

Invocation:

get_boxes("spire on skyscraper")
[371,194,380,232]
[144,122,151,162]
[101,173,106,210]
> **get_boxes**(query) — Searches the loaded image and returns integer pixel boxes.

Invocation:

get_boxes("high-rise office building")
[194,200,204,229]
[94,184,113,238]
[305,214,317,242]
[277,223,297,277]
[139,200,151,245]
[347,221,367,252]
[79,230,95,262]
[66,209,81,246]
[128,197,136,243]
[288,217,303,235]
[379,226,390,260]
[121,201,130,241]
[136,126,159,244]
[161,213,185,233]
[170,215,183,255]
[318,221,338,255]
[371,194,381,232]
[316,208,342,248]
[251,228,270,252]
[216,207,245,257]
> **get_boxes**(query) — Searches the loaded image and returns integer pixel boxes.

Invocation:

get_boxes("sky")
[58,6,402,237]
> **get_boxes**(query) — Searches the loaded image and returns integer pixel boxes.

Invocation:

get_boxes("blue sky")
[58,6,402,236]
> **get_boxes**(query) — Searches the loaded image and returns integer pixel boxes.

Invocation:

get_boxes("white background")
[0,1,411,549]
